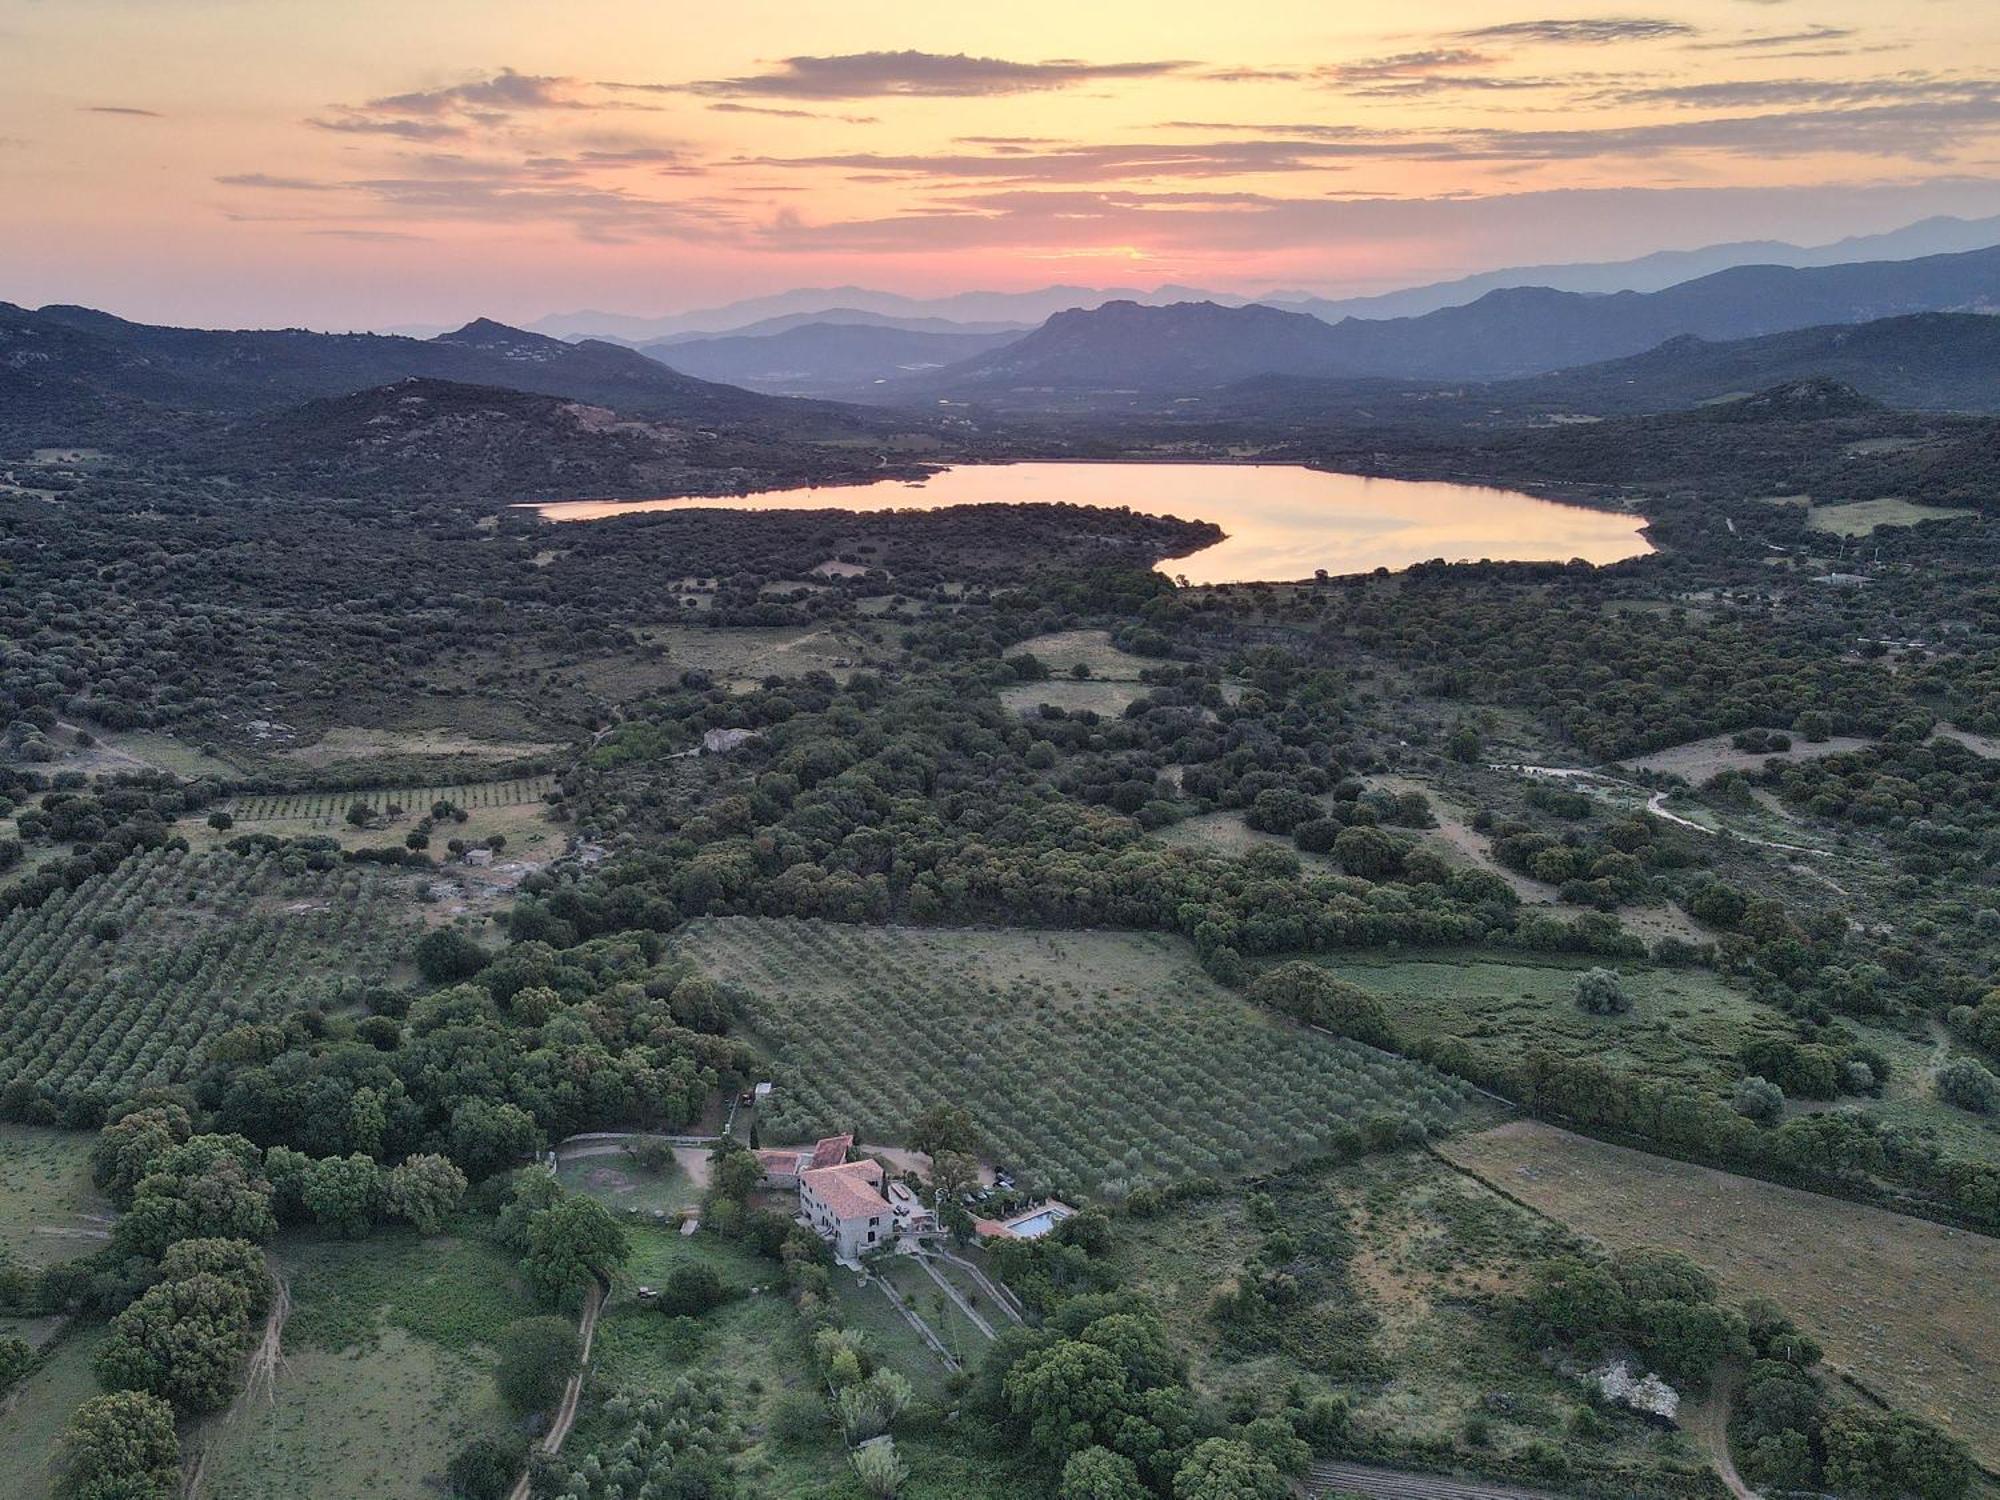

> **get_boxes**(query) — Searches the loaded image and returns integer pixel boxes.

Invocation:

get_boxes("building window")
[867,1230,876,1242]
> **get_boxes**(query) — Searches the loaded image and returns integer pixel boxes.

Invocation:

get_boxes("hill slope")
[0,304,854,426]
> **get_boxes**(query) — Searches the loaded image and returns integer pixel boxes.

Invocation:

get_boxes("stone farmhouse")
[758,1133,936,1261]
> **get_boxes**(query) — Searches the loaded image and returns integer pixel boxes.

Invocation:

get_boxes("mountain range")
[631,321,1025,396]
[523,211,2000,343]
[884,244,2000,405]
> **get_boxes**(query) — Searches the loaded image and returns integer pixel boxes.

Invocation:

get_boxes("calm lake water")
[531,462,1652,586]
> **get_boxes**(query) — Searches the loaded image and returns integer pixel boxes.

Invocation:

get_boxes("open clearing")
[0,1325,111,1500]
[226,774,555,827]
[1804,498,1978,536]
[631,623,873,689]
[1620,731,1876,783]
[999,678,1145,717]
[1311,952,1787,1098]
[1440,1120,2000,1469]
[0,1124,113,1268]
[192,1232,533,1500]
[1009,628,1152,679]
[683,918,1474,1199]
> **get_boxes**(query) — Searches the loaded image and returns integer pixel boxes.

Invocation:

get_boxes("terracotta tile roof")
[809,1134,853,1170]
[801,1160,887,1221]
[755,1148,803,1175]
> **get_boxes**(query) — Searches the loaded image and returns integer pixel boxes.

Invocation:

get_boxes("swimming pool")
[1007,1206,1073,1239]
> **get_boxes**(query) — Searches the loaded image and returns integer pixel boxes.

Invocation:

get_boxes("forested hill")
[0,303,868,425]
[191,377,914,499]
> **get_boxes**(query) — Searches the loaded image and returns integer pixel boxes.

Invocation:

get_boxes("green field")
[682,919,1474,1200]
[0,1325,111,1500]
[0,847,417,1113]
[193,1231,536,1500]
[0,1124,112,1268]
[1310,951,1792,1098]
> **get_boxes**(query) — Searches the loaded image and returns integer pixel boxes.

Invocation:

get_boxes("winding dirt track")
[505,1279,603,1500]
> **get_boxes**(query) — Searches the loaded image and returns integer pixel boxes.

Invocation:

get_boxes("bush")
[1573,967,1630,1016]
[1733,1076,1785,1122]
[495,1316,578,1415]
[658,1263,730,1318]
[1936,1057,2000,1115]
[445,1434,527,1500]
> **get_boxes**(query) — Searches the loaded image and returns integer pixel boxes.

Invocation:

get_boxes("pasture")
[1309,952,1788,1098]
[191,1232,534,1500]
[0,1124,112,1268]
[1620,730,1876,783]
[1803,498,1978,536]
[0,847,416,1114]
[1440,1120,2000,1470]
[681,918,1473,1201]
[0,1325,111,1500]
[1008,628,1153,680]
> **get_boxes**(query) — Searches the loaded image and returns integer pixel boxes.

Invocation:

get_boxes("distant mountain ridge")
[0,303,868,427]
[891,244,2000,403]
[637,321,1026,396]
[524,211,2000,342]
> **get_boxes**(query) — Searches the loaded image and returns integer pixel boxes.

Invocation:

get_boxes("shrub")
[495,1316,578,1415]
[1573,968,1630,1016]
[445,1434,527,1500]
[1733,1076,1785,1122]
[1936,1057,2000,1115]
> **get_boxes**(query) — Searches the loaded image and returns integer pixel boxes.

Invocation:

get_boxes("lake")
[529,462,1652,586]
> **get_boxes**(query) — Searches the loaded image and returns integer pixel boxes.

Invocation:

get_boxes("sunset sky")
[5,0,2000,328]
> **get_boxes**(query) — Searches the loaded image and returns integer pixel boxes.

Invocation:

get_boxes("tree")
[1005,1338,1129,1459]
[1246,963,1392,1047]
[56,1391,181,1500]
[1172,1438,1288,1500]
[158,1238,271,1315]
[494,1316,578,1415]
[1821,1408,1970,1500]
[207,811,233,831]
[1331,825,1400,880]
[1574,967,1631,1016]
[91,1104,193,1208]
[415,928,490,984]
[302,1154,381,1237]
[1061,1446,1150,1500]
[447,1100,540,1181]
[1936,1057,2000,1115]
[95,1272,253,1415]
[115,1135,276,1258]
[383,1153,467,1234]
[853,1438,909,1499]
[444,1435,526,1500]
[522,1194,628,1309]
[910,1103,981,1160]
[708,1141,763,1204]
